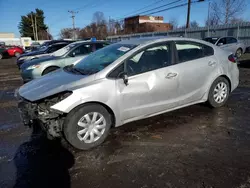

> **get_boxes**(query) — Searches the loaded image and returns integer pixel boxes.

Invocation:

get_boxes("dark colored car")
[17,42,71,68]
[0,46,6,59]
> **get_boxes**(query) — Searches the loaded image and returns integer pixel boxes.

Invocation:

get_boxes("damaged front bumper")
[16,90,65,138]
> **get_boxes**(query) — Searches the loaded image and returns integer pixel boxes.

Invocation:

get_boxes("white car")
[204,36,246,58]
[17,37,239,150]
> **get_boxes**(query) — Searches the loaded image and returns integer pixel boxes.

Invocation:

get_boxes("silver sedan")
[17,37,239,150]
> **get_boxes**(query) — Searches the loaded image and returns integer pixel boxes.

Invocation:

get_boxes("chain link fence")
[107,22,250,47]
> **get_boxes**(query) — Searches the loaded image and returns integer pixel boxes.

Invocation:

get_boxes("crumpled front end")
[16,90,72,138]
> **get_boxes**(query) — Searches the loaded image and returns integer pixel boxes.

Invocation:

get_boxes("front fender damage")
[17,91,71,138]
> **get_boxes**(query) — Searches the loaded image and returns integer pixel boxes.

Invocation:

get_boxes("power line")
[136,0,201,17]
[120,0,165,18]
[115,0,185,22]
[131,0,183,16]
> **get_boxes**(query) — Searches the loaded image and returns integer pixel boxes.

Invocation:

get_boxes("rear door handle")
[165,72,177,79]
[208,61,216,66]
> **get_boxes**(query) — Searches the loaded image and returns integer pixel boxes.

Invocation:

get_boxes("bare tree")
[190,21,199,28]
[169,17,178,29]
[205,13,220,26]
[92,11,106,25]
[210,0,246,24]
[60,28,80,39]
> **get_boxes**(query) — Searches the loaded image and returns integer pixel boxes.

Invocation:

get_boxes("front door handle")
[165,72,177,79]
[208,61,216,66]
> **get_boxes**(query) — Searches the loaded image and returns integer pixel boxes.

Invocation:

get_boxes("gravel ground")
[0,55,250,188]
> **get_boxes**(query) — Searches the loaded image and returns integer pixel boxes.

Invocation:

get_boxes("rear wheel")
[63,104,112,150]
[207,77,230,108]
[236,48,243,58]
[42,66,59,75]
[14,52,21,57]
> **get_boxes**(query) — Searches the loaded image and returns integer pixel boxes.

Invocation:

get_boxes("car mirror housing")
[122,72,128,85]
[217,43,224,46]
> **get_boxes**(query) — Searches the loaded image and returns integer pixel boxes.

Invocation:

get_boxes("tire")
[207,77,230,108]
[42,66,59,75]
[0,53,2,60]
[236,48,243,58]
[14,52,21,57]
[63,104,112,150]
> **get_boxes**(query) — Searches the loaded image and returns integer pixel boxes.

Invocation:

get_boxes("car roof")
[71,40,108,45]
[116,37,210,46]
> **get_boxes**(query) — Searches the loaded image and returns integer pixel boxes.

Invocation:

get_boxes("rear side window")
[226,37,237,44]
[175,41,214,63]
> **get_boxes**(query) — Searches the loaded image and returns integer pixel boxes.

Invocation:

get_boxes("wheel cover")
[236,49,242,57]
[77,112,106,143]
[213,82,228,103]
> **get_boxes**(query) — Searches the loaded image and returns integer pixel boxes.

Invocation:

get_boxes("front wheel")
[63,104,112,150]
[14,52,21,57]
[207,77,230,108]
[236,48,243,58]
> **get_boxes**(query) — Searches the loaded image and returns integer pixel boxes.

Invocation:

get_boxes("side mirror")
[70,52,76,57]
[122,72,128,85]
[217,43,224,46]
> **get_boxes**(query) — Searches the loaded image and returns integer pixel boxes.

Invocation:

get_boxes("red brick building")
[124,15,172,34]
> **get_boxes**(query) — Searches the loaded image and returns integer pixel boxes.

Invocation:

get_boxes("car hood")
[18,69,91,101]
[21,55,58,69]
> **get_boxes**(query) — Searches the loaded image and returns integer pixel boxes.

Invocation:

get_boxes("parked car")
[25,41,41,52]
[203,36,246,58]
[16,37,239,150]
[20,40,109,82]
[1,46,24,58]
[0,46,6,59]
[17,42,72,68]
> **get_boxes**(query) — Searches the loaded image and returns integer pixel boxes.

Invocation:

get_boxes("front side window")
[217,38,227,45]
[52,43,78,57]
[69,44,91,56]
[203,37,218,44]
[126,44,171,76]
[74,43,137,74]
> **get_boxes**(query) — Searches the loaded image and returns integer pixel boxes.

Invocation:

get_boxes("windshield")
[52,43,78,57]
[204,38,218,44]
[73,43,137,74]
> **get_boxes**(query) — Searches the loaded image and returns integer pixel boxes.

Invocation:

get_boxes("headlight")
[27,64,41,70]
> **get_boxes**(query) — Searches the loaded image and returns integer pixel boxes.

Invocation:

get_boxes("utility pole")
[186,0,204,29]
[30,13,36,40]
[207,1,211,37]
[68,10,78,40]
[34,15,38,41]
[186,0,191,28]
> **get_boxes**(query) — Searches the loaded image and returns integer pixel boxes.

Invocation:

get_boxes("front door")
[116,42,179,123]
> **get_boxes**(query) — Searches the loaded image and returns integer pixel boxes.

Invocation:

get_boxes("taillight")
[228,54,236,63]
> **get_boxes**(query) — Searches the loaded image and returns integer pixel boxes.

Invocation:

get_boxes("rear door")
[170,40,217,105]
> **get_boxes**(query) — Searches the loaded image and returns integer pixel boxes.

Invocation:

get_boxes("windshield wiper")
[73,67,87,75]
